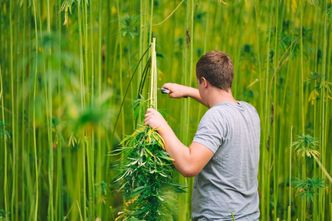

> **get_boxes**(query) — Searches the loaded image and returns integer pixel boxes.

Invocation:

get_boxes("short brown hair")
[196,51,234,90]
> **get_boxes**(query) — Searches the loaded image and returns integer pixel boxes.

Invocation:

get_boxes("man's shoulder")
[239,100,256,109]
[239,101,259,115]
[203,105,228,120]
[202,101,259,122]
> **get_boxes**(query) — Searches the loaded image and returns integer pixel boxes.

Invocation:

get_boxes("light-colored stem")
[150,37,157,109]
[314,156,332,184]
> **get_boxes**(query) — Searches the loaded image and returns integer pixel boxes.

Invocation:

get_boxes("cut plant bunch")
[115,38,184,221]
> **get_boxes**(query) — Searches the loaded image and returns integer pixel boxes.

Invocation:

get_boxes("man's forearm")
[145,107,214,177]
[157,124,193,176]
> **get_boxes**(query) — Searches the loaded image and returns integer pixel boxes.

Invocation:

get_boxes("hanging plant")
[114,38,185,221]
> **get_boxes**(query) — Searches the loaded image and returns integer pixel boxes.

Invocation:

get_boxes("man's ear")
[201,77,208,88]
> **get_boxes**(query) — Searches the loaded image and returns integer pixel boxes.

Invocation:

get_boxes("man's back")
[192,101,260,221]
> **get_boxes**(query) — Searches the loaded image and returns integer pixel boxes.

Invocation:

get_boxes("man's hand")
[162,83,189,98]
[162,82,207,106]
[144,108,168,131]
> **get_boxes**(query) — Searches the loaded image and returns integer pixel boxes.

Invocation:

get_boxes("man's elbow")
[179,166,200,177]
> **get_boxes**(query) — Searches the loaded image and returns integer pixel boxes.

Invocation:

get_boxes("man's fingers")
[168,92,175,98]
[147,107,155,113]
[162,83,171,89]
[144,117,150,125]
[145,111,154,117]
[162,83,174,94]
[147,108,159,115]
[144,113,151,121]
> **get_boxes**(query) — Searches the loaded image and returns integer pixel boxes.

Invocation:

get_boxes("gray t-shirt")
[192,101,260,221]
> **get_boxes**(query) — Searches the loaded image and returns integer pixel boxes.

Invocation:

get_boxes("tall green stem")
[31,0,40,220]
[0,66,8,219]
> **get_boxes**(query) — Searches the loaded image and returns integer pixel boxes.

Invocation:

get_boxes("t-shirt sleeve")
[193,109,226,153]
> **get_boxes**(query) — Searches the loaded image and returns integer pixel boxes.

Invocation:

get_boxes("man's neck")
[207,89,237,108]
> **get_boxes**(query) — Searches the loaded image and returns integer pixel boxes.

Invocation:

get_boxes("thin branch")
[153,0,185,26]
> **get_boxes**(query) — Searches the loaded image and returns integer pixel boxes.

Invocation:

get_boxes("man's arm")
[145,108,213,177]
[162,83,207,107]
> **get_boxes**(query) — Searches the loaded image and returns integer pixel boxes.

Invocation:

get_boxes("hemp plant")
[292,177,325,202]
[292,134,332,184]
[114,38,184,221]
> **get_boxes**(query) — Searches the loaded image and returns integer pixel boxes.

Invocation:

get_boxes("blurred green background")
[0,0,331,220]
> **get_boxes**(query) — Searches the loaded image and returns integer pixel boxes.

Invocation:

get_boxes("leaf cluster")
[292,134,320,159]
[292,177,325,202]
[114,126,185,221]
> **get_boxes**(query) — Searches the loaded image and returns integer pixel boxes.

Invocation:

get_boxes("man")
[144,51,260,220]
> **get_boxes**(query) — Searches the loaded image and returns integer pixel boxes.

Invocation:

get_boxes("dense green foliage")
[0,0,331,220]
[114,126,184,220]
